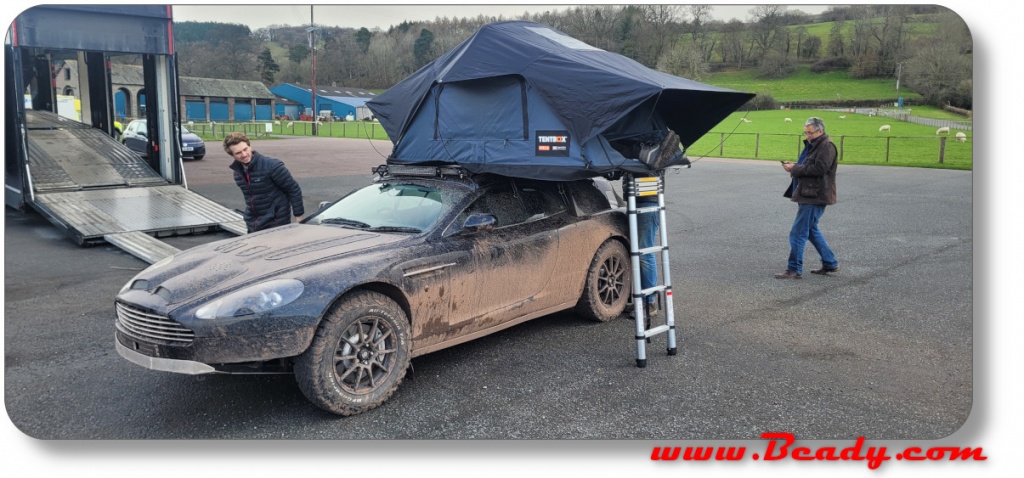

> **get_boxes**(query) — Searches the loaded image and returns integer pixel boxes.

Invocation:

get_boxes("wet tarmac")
[5,137,974,447]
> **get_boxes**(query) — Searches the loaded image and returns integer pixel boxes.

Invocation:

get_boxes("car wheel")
[294,290,411,416]
[576,239,630,322]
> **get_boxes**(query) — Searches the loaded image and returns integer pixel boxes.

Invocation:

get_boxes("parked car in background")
[115,165,630,416]
[121,119,206,160]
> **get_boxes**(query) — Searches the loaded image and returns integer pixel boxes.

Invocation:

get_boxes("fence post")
[938,136,946,164]
[886,137,891,162]
[720,133,724,156]
[754,133,760,158]
[839,136,845,162]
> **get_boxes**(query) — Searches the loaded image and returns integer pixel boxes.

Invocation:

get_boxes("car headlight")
[194,279,304,320]
[119,254,175,293]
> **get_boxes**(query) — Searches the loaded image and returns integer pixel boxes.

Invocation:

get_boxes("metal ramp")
[23,110,245,263]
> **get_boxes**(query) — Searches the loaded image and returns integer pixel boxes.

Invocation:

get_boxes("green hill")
[705,65,920,103]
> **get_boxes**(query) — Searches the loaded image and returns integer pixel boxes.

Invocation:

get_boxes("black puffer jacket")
[229,151,304,232]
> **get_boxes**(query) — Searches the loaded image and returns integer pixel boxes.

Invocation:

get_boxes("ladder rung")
[633,205,660,214]
[644,324,671,338]
[639,285,667,295]
[636,246,665,255]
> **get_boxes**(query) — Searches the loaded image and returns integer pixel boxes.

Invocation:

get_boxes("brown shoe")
[810,267,839,275]
[649,130,682,170]
[774,270,802,279]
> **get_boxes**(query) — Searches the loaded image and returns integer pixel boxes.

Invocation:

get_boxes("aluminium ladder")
[624,173,678,367]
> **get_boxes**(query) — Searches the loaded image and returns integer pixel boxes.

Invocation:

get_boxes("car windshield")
[310,182,460,233]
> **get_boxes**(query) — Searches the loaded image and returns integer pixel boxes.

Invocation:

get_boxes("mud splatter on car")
[115,165,629,415]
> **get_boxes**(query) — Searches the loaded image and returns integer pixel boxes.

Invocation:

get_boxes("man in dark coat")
[223,132,304,233]
[776,117,839,279]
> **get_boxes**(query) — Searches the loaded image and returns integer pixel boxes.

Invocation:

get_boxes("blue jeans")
[788,203,838,274]
[637,200,659,303]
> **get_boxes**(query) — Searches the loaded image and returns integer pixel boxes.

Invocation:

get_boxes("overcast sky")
[171,3,832,31]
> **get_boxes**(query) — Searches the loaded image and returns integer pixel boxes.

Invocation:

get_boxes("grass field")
[706,65,920,103]
[688,109,972,170]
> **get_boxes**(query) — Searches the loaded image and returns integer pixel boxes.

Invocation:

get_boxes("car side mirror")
[462,213,496,232]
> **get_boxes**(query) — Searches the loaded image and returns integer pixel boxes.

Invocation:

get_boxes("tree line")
[168,4,972,109]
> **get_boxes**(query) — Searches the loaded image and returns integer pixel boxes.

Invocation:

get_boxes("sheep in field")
[879,124,891,132]
[936,126,950,135]
[274,120,281,125]
[286,122,294,128]
[839,115,846,119]
[956,132,967,143]
[741,118,752,123]
[784,118,792,122]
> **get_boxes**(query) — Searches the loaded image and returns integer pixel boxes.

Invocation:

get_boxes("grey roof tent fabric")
[367,21,754,181]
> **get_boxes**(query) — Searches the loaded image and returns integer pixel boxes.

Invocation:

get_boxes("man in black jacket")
[776,117,839,279]
[223,132,304,233]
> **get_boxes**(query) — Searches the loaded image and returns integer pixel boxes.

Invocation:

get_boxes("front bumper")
[116,336,217,374]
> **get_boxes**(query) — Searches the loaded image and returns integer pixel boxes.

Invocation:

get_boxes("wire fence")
[689,132,972,170]
[186,120,390,141]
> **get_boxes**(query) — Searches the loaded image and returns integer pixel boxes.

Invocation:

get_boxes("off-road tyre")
[294,290,411,416]
[575,239,631,322]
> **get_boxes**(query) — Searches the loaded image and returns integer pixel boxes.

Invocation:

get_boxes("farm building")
[54,60,279,122]
[269,83,376,120]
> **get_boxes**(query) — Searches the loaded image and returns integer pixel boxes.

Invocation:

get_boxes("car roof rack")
[372,164,471,180]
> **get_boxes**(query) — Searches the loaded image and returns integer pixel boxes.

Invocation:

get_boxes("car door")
[444,179,566,332]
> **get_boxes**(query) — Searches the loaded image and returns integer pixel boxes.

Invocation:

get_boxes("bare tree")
[657,39,709,81]
[903,11,972,107]
[718,19,747,66]
[684,5,718,62]
[556,5,622,51]
[827,21,846,57]
[747,4,788,63]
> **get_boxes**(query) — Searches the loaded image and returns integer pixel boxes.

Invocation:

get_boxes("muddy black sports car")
[115,165,631,415]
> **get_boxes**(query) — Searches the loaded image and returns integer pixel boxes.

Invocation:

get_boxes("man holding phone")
[776,117,839,279]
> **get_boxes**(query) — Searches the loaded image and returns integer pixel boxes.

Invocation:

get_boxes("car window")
[456,179,565,229]
[519,183,565,219]
[311,183,453,232]
[463,184,529,227]
[569,179,617,215]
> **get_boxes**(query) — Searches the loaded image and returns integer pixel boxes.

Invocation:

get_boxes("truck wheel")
[576,240,630,322]
[295,291,411,416]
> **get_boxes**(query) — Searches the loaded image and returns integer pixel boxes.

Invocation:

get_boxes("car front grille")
[116,302,195,344]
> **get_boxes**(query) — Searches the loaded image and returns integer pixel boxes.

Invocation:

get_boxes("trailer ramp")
[24,110,246,263]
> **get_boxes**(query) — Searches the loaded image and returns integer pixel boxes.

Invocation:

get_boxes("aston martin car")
[114,165,630,415]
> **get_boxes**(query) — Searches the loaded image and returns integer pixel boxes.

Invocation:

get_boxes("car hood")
[181,131,204,144]
[131,224,405,306]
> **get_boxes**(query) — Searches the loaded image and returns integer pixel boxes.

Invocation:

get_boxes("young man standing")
[223,132,304,233]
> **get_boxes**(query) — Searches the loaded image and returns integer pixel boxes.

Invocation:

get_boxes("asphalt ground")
[4,137,972,443]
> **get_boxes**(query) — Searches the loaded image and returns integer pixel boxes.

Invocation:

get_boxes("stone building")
[54,60,279,122]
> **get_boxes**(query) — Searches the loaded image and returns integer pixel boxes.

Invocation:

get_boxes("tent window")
[436,76,527,141]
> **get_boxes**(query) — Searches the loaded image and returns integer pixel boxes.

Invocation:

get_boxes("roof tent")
[367,21,754,181]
